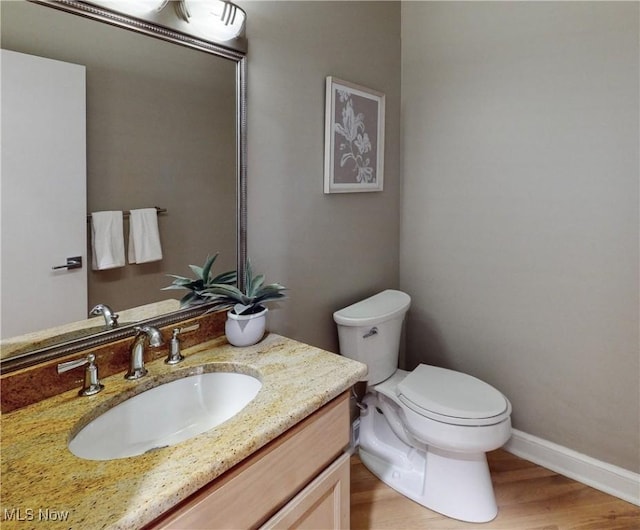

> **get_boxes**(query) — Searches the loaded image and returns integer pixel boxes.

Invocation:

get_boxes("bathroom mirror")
[0,0,247,372]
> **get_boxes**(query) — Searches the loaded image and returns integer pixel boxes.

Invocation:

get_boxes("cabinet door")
[261,452,351,530]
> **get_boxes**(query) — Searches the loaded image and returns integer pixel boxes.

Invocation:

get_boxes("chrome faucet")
[90,303,119,329]
[125,326,164,380]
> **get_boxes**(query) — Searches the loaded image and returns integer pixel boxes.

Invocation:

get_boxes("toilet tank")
[333,290,411,385]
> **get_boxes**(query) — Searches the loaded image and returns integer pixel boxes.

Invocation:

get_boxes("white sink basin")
[69,371,262,460]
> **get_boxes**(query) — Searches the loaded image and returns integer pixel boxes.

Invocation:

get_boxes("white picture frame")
[324,76,385,193]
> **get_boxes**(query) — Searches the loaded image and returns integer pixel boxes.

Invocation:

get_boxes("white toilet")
[334,289,512,523]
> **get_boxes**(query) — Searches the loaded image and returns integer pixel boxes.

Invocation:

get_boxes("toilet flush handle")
[363,326,378,339]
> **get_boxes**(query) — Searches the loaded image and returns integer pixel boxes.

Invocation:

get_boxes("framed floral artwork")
[324,77,385,193]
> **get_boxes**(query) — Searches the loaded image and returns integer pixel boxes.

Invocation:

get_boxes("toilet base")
[359,395,499,523]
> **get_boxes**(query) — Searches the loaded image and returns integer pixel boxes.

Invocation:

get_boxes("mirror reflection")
[1,0,240,360]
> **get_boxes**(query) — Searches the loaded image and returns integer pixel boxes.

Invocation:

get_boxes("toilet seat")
[397,365,511,427]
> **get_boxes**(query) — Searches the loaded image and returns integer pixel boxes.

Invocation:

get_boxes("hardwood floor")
[350,450,640,530]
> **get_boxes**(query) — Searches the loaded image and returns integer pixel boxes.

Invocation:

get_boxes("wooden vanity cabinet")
[147,391,351,530]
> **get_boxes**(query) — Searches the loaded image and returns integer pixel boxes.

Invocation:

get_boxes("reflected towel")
[91,211,125,270]
[128,208,163,264]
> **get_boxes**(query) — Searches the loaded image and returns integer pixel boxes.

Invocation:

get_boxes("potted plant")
[163,253,236,307]
[200,261,286,347]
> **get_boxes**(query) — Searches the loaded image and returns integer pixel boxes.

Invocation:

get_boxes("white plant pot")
[225,306,268,347]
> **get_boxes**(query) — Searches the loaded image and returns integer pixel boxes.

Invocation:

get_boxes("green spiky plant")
[200,260,286,315]
[163,253,237,308]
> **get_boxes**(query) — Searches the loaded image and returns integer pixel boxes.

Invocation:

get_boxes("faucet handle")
[165,324,200,365]
[57,356,90,373]
[165,328,185,365]
[57,353,104,396]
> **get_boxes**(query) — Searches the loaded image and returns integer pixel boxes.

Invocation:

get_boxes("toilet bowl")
[334,290,512,523]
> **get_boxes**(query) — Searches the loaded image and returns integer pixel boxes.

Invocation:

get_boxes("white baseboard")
[503,429,640,506]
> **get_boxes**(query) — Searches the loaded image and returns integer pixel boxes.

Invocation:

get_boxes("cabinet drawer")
[149,391,350,529]
[260,452,350,530]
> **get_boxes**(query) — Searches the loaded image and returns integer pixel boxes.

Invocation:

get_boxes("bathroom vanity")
[0,334,366,529]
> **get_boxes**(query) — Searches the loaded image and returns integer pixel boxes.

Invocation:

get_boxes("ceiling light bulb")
[181,0,246,41]
[137,0,168,11]
[83,0,169,17]
[88,0,169,16]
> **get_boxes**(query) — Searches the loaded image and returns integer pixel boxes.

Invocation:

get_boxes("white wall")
[400,1,639,472]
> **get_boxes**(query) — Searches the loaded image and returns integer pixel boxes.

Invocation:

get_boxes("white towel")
[128,208,163,264]
[91,211,125,270]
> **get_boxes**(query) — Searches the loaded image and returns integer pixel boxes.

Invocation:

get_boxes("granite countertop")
[0,333,367,529]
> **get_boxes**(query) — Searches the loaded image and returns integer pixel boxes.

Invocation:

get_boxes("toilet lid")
[397,365,510,425]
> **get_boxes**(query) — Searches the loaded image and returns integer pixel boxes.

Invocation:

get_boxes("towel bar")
[86,206,166,221]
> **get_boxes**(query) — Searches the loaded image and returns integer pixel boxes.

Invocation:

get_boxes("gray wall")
[240,1,402,352]
[400,1,639,472]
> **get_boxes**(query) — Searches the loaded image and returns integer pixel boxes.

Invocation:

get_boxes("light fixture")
[81,0,246,48]
[85,0,169,16]
[175,0,246,41]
